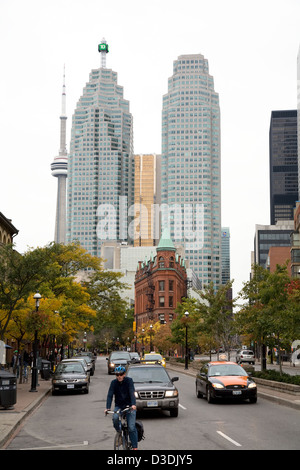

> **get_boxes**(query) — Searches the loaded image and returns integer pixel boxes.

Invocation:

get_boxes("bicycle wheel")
[114,432,128,450]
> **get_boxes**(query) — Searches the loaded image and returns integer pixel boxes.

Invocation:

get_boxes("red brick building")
[134,228,187,328]
[266,246,291,275]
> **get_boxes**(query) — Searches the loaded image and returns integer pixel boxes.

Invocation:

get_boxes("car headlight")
[248,382,257,389]
[110,362,115,368]
[212,382,225,389]
[134,391,139,398]
[53,379,65,384]
[165,390,178,397]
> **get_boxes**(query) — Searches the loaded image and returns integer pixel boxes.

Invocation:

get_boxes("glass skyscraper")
[221,227,230,285]
[66,61,134,256]
[161,54,221,287]
[269,110,298,225]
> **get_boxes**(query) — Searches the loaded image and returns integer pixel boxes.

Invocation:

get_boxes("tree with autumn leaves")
[0,242,129,371]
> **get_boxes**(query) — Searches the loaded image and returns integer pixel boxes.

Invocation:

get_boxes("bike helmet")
[115,365,126,374]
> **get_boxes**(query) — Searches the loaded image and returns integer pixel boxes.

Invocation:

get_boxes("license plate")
[232,390,241,395]
[147,400,158,407]
[67,384,75,389]
[2,380,9,385]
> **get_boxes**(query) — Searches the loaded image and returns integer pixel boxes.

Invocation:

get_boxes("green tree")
[237,263,297,373]
[0,244,57,340]
[83,269,129,341]
[197,281,235,358]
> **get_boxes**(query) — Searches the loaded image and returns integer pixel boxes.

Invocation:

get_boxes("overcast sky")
[0,0,299,300]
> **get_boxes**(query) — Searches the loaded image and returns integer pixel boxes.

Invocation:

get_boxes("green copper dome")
[156,227,176,252]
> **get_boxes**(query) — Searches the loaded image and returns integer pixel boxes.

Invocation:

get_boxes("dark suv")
[126,363,179,417]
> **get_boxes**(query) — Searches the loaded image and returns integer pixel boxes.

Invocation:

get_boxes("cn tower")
[51,68,68,244]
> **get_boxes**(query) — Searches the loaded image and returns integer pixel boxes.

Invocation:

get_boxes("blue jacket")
[106,376,136,410]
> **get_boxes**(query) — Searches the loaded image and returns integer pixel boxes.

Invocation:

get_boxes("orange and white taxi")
[195,361,257,404]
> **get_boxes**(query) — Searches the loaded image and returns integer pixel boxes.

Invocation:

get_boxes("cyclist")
[105,365,138,450]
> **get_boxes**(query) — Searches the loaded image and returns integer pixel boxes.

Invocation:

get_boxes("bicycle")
[106,406,142,450]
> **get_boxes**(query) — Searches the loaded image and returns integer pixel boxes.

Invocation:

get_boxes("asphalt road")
[6,356,300,451]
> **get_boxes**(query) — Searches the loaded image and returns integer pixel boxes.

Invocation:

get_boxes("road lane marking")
[20,441,89,450]
[179,404,187,410]
[217,431,242,447]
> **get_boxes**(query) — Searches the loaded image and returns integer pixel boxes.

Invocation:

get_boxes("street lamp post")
[184,311,189,370]
[149,324,153,352]
[141,328,145,355]
[30,292,41,392]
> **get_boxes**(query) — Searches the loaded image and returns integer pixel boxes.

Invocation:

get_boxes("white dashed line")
[20,441,89,450]
[217,431,242,447]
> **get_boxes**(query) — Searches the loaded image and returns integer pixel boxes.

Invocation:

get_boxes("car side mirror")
[171,377,179,382]
[106,357,108,360]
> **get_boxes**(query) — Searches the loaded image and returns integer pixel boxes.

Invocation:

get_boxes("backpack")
[135,420,145,442]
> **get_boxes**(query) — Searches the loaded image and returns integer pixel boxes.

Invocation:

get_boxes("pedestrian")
[12,350,20,377]
[104,365,138,450]
[23,350,30,380]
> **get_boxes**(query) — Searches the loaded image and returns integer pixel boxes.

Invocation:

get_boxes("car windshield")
[242,351,253,355]
[111,352,130,360]
[56,363,85,374]
[78,353,92,359]
[67,359,87,366]
[209,364,248,377]
[144,354,162,361]
[127,367,169,383]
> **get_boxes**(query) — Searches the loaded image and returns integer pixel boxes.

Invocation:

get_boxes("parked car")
[52,362,89,395]
[236,349,255,364]
[61,358,91,381]
[143,352,166,367]
[195,361,257,404]
[76,352,95,375]
[126,362,179,417]
[107,350,132,374]
[129,352,141,363]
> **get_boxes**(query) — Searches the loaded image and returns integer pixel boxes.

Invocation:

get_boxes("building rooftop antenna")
[98,38,109,68]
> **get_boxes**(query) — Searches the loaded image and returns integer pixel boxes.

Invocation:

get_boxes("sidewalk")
[0,375,51,449]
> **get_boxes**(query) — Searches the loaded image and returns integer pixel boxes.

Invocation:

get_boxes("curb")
[257,390,300,410]
[0,388,51,449]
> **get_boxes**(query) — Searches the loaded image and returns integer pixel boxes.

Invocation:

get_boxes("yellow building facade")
[134,154,161,246]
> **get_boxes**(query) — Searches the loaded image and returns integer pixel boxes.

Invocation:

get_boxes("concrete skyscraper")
[51,69,68,244]
[161,54,221,287]
[66,40,134,256]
